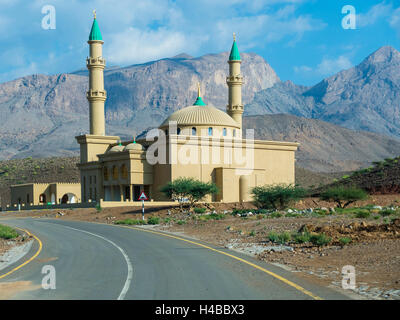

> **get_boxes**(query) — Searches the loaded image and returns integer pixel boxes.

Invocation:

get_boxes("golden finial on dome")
[93,9,96,19]
[197,82,201,97]
[233,32,236,41]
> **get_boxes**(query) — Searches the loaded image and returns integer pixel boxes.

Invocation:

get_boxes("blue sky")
[0,0,399,85]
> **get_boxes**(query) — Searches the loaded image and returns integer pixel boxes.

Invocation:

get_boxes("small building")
[10,183,81,207]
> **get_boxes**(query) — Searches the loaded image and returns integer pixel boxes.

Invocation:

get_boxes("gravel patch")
[0,240,33,272]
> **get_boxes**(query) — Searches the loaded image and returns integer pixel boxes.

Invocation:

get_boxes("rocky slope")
[316,156,400,194]
[243,114,400,172]
[0,52,278,160]
[246,46,400,138]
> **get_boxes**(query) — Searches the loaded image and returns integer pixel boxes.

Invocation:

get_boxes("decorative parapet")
[86,89,107,100]
[226,75,244,84]
[86,57,106,67]
[227,104,244,112]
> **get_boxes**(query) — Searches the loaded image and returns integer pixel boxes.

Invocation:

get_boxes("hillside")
[0,52,278,160]
[246,46,400,139]
[318,156,400,194]
[0,157,80,208]
[243,114,400,172]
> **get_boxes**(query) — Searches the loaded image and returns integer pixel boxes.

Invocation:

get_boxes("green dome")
[89,18,102,41]
[229,40,240,61]
[193,96,206,106]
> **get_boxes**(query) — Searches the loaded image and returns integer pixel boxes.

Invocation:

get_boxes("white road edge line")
[59,224,133,300]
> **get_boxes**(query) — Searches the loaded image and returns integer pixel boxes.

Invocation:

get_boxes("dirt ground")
[0,230,27,257]
[0,239,14,256]
[1,194,400,300]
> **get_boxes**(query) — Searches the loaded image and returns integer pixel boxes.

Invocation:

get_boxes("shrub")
[194,207,207,214]
[95,204,102,212]
[160,177,218,209]
[354,210,370,219]
[267,231,279,243]
[114,219,146,225]
[310,233,331,246]
[163,217,172,224]
[320,186,368,208]
[249,230,256,237]
[285,212,300,218]
[383,217,390,224]
[268,212,283,218]
[268,231,291,244]
[293,231,311,244]
[251,184,307,210]
[147,216,160,225]
[0,224,18,239]
[177,220,186,225]
[204,213,225,221]
[379,209,393,217]
[339,237,352,246]
[198,213,225,222]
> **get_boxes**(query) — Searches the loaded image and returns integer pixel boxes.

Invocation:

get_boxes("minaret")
[87,10,106,136]
[226,33,244,133]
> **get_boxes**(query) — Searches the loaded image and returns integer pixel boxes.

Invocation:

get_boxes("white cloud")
[294,55,353,77]
[0,0,324,81]
[390,7,400,34]
[294,65,312,73]
[0,63,38,83]
[317,56,353,75]
[357,2,392,28]
[106,28,188,65]
[95,0,324,65]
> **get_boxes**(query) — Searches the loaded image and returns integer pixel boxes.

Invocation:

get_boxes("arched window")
[112,166,118,180]
[233,129,236,137]
[177,128,181,135]
[223,128,227,136]
[104,167,109,181]
[39,194,46,203]
[121,164,128,179]
[165,129,168,136]
[192,127,197,136]
[208,127,213,136]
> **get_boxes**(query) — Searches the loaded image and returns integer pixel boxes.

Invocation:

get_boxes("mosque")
[74,13,299,204]
[9,13,298,209]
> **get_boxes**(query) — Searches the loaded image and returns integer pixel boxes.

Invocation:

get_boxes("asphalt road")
[0,218,351,300]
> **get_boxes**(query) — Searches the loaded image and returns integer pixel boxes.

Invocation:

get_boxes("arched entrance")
[61,193,77,204]
[39,194,46,203]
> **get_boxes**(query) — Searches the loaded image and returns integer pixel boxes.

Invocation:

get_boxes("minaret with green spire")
[87,10,106,136]
[226,33,244,135]
[193,83,206,106]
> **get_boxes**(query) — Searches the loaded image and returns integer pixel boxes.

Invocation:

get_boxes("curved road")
[0,218,350,300]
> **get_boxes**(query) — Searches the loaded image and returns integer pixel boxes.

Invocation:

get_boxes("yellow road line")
[0,227,43,279]
[121,225,323,300]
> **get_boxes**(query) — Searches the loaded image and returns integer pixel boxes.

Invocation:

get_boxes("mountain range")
[246,46,400,138]
[0,52,277,159]
[0,46,400,172]
[243,114,400,172]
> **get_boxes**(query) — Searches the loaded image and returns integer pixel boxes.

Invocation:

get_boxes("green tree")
[251,184,307,210]
[319,186,367,208]
[160,177,219,210]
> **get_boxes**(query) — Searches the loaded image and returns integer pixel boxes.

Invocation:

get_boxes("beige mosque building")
[9,14,298,208]
[75,14,298,205]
